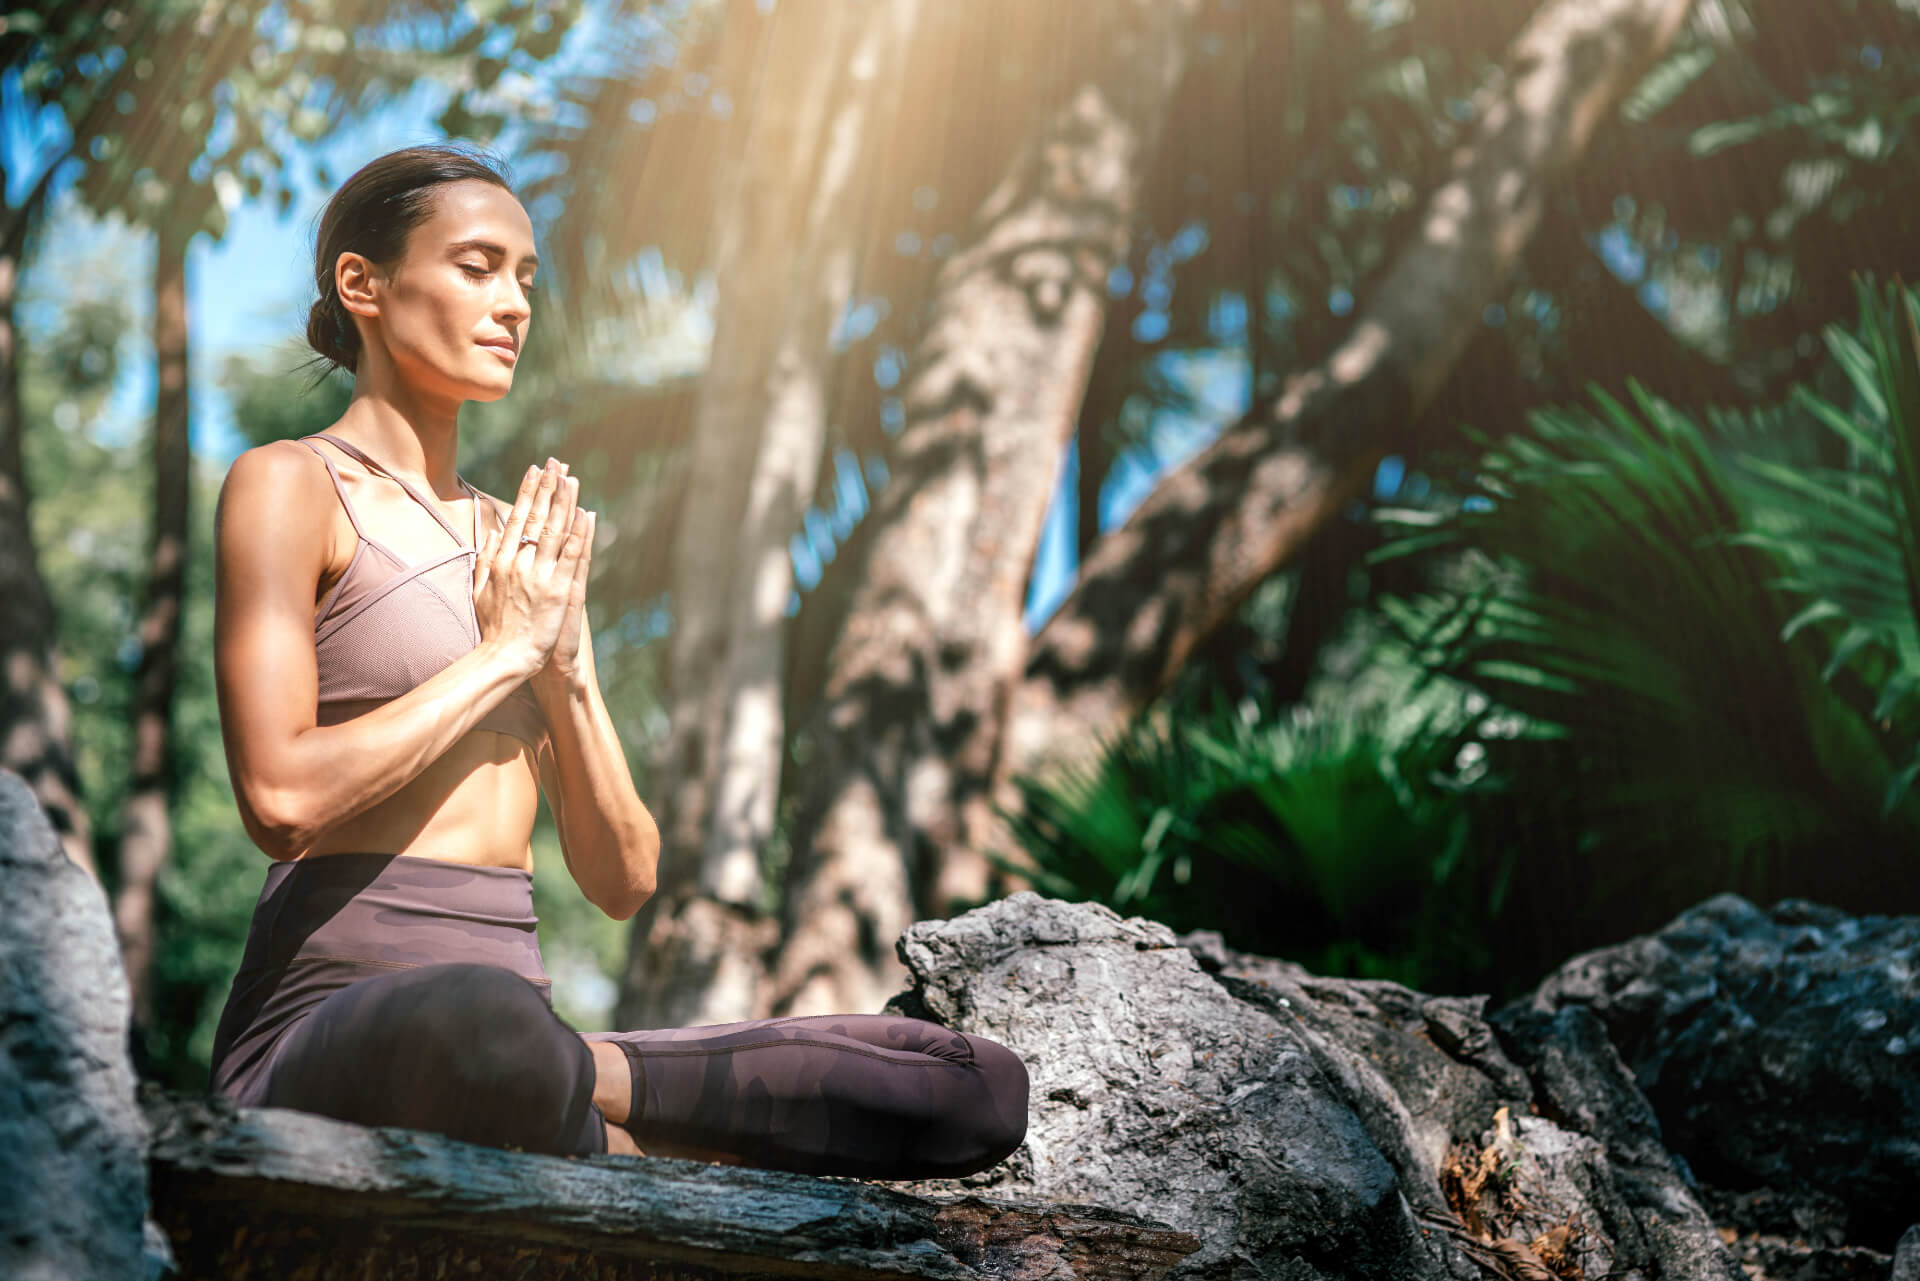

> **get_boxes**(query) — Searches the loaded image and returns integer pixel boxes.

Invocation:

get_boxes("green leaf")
[1621,44,1714,124]
[1688,117,1768,156]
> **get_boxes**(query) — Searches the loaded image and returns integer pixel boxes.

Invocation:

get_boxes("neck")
[331,353,466,496]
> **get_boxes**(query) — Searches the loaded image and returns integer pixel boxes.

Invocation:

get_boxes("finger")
[499,464,541,562]
[546,474,579,566]
[562,508,591,579]
[575,510,596,579]
[525,461,562,561]
[574,511,595,596]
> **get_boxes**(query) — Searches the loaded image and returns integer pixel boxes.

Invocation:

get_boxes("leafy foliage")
[1732,277,1920,812]
[997,674,1501,992]
[1367,290,1920,972]
[1008,276,1920,996]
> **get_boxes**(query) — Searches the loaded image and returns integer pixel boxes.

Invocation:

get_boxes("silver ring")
[518,534,541,547]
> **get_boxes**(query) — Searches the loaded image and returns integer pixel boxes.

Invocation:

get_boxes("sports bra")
[296,432,548,755]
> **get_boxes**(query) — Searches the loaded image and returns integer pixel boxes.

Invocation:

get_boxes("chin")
[461,363,517,401]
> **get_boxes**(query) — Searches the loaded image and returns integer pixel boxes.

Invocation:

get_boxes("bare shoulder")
[222,437,329,503]
[216,439,339,569]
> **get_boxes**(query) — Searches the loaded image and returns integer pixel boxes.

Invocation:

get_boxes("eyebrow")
[448,238,539,270]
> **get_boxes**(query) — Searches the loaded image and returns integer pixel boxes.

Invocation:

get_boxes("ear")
[335,250,381,321]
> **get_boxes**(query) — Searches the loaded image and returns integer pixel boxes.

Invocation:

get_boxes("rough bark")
[112,219,193,1025]
[617,5,883,1029]
[670,0,922,1029]
[0,187,95,880]
[765,0,1202,1019]
[1007,0,1698,775]
[146,1093,1199,1281]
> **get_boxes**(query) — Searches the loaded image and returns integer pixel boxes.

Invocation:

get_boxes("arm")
[492,483,655,920]
[214,443,545,859]
[534,635,660,920]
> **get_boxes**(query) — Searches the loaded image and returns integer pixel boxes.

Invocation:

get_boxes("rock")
[0,768,165,1280]
[146,1091,1200,1280]
[1184,923,1739,1281]
[1512,893,1920,1249]
[881,893,1759,1281]
[1893,1225,1920,1281]
[1176,930,1532,1216]
[1492,1004,1741,1280]
[885,893,1480,1280]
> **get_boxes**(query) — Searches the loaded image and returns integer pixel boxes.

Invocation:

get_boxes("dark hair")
[305,143,516,376]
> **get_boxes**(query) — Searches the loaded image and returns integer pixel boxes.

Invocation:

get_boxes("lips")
[478,338,518,363]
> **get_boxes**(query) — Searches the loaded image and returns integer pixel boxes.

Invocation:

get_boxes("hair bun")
[305,295,358,373]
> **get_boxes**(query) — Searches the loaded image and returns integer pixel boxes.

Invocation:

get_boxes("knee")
[919,1032,1029,1176]
[965,1034,1030,1164]
[407,965,588,1147]
[419,965,561,1081]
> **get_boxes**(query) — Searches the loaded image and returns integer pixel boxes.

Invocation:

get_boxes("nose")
[494,280,530,326]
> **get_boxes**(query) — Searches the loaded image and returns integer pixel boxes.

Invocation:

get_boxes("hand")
[537,490,596,691]
[473,457,590,676]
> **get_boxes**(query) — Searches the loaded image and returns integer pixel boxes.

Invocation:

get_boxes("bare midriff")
[287,731,540,870]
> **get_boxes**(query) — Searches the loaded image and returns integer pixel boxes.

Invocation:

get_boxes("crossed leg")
[253,961,1028,1177]
[582,1013,1030,1179]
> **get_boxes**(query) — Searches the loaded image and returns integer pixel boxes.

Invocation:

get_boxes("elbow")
[596,882,653,922]
[595,833,659,921]
[238,781,311,861]
[598,868,656,922]
[599,892,648,923]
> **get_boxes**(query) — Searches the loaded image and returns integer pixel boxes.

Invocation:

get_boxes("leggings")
[209,854,1028,1179]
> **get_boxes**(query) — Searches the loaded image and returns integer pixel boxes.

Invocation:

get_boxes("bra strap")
[303,433,472,551]
[459,478,490,547]
[296,439,370,543]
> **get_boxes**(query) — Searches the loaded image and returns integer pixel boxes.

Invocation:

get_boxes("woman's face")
[344,179,538,403]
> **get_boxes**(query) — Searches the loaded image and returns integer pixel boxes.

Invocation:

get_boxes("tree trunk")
[0,192,96,880]
[1007,0,1698,776]
[113,219,193,1023]
[616,4,888,1029]
[766,0,1201,1020]
[625,0,923,1029]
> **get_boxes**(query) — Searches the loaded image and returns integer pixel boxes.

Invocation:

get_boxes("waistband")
[239,851,548,982]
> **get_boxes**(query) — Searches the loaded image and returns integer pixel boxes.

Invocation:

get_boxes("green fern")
[1372,318,1920,920]
[1733,278,1920,812]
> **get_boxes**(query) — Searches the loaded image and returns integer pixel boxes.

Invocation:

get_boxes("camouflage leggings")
[209,855,1028,1178]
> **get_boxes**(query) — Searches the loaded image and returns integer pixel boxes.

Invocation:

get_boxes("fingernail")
[525,465,537,480]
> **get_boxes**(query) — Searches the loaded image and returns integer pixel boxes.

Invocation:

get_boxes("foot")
[587,1039,635,1123]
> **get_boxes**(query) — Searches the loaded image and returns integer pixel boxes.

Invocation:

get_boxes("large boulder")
[0,769,164,1280]
[881,892,1745,1281]
[1510,892,1920,1250]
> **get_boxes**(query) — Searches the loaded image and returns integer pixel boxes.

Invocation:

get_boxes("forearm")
[537,675,659,918]
[256,639,542,856]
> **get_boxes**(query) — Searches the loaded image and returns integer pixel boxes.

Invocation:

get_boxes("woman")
[208,143,1029,1176]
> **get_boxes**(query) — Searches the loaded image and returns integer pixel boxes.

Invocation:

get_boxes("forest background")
[5,0,1919,1089]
